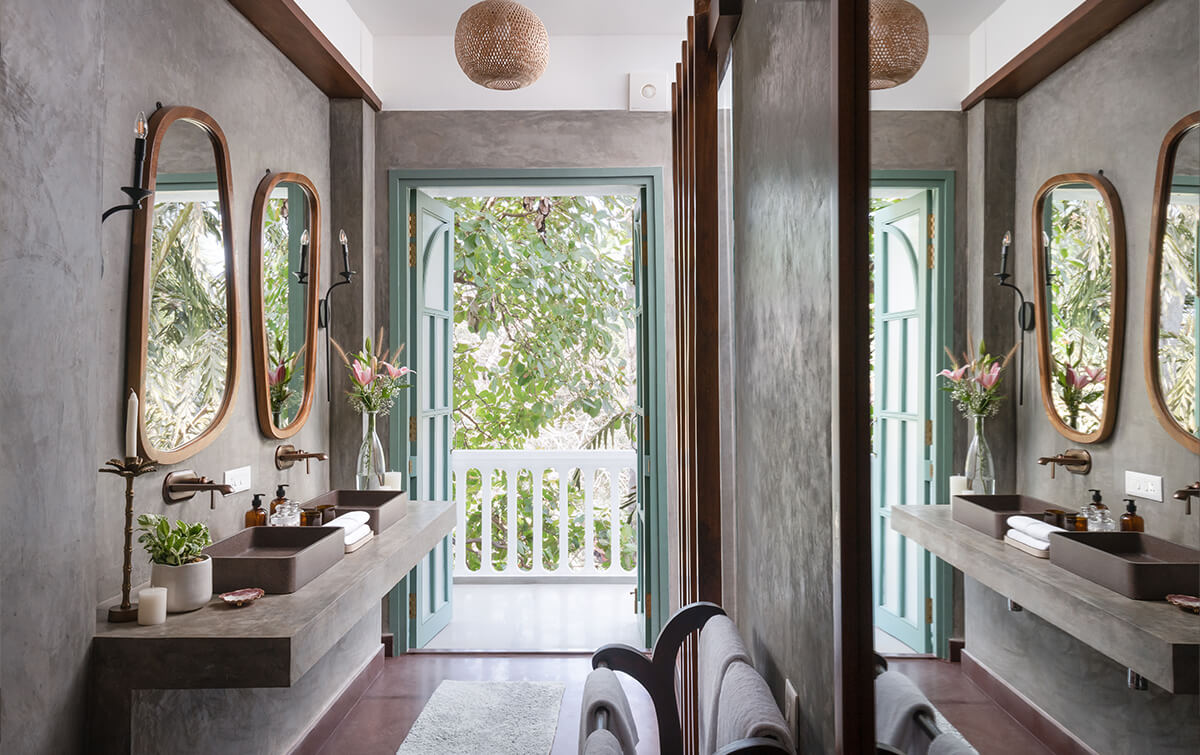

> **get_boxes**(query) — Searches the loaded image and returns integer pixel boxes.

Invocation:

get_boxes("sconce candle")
[297,229,310,284]
[125,390,139,459]
[339,229,350,275]
[133,111,148,188]
[999,231,1011,277]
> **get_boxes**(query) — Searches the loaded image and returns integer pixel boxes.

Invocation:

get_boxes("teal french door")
[631,197,660,646]
[871,192,934,653]
[401,190,455,648]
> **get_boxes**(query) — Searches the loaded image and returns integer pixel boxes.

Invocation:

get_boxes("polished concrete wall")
[964,0,1200,750]
[0,0,331,750]
[731,1,837,750]
[369,109,678,606]
[1011,0,1199,548]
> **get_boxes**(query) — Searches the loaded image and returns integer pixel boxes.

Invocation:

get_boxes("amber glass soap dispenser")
[245,493,267,527]
[271,484,290,515]
[1120,499,1144,532]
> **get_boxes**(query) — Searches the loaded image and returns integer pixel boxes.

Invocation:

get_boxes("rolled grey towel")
[699,615,752,754]
[929,731,979,755]
[875,670,936,755]
[714,661,796,754]
[578,668,638,755]
[582,729,623,755]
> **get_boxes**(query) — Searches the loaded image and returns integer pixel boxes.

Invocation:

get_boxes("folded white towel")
[343,522,371,546]
[326,511,370,531]
[1005,516,1063,542]
[582,728,623,755]
[578,668,638,755]
[875,670,936,755]
[715,661,796,754]
[1006,528,1050,551]
[699,615,752,755]
[929,731,979,754]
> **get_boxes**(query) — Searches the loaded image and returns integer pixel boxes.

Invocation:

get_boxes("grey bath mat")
[397,680,565,755]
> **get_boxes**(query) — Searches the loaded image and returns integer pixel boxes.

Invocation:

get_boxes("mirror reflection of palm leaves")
[447,195,639,573]
[263,197,303,426]
[1048,196,1112,433]
[1159,194,1199,434]
[145,200,228,450]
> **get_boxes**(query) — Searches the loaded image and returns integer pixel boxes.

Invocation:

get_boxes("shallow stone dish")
[219,587,265,607]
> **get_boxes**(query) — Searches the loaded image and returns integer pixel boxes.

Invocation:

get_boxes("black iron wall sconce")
[993,230,1035,404]
[319,229,356,400]
[102,109,154,223]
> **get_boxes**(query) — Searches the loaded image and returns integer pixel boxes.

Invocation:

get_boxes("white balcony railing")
[452,449,638,579]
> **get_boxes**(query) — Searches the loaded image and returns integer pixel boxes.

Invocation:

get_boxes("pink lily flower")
[1083,366,1105,384]
[1066,367,1093,390]
[937,366,968,382]
[351,362,375,387]
[268,364,286,386]
[381,362,410,379]
[975,362,1001,389]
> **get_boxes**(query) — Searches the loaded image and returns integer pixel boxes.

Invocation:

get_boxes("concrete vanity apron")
[89,499,455,754]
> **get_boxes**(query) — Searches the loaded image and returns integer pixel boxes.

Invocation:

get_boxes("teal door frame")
[871,170,956,659]
[386,167,671,647]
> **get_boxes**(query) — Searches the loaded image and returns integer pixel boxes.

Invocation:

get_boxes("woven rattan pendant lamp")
[868,0,929,90]
[455,0,550,90]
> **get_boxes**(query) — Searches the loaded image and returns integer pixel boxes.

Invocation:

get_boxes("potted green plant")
[137,513,213,613]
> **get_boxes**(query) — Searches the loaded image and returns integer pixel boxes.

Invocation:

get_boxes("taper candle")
[298,228,310,283]
[999,231,1011,277]
[138,587,167,626]
[125,391,139,458]
[339,228,350,274]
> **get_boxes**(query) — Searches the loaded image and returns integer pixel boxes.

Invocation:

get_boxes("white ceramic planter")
[151,555,213,613]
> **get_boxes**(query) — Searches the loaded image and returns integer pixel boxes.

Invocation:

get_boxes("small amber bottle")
[1120,499,1144,532]
[270,483,290,515]
[245,493,267,527]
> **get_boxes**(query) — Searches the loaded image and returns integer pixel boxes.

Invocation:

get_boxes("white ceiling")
[348,0,693,37]
[913,0,1005,35]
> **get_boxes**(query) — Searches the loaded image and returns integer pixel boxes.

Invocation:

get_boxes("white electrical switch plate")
[784,679,799,738]
[1125,470,1163,502]
[224,466,251,494]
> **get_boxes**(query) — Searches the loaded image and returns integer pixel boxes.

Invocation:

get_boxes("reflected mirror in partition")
[251,172,321,438]
[1032,173,1126,443]
[128,106,239,464]
[1146,112,1200,453]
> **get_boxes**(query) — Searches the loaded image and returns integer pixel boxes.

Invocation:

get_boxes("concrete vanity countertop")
[89,499,455,752]
[892,504,1200,694]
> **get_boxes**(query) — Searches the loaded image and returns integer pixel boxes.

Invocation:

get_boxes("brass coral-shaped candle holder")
[100,456,158,622]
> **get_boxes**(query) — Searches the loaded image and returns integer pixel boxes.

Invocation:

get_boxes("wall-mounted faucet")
[275,445,329,473]
[1172,481,1199,515]
[162,470,235,508]
[1036,449,1092,479]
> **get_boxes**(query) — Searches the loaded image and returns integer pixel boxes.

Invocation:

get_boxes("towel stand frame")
[592,602,791,754]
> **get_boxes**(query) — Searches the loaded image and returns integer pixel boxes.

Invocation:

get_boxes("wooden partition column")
[671,2,739,752]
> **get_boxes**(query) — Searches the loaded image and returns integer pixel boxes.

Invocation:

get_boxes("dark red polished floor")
[317,653,1051,754]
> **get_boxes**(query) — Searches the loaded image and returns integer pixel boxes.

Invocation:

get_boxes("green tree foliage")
[1158,188,1199,433]
[444,195,639,573]
[144,199,228,449]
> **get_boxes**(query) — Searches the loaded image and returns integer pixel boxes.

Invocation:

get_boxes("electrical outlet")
[784,678,799,738]
[1125,471,1163,502]
[224,465,251,494]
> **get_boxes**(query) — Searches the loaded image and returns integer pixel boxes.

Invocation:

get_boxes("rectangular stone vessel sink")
[1049,532,1200,600]
[307,489,407,534]
[205,527,344,594]
[951,494,1057,539]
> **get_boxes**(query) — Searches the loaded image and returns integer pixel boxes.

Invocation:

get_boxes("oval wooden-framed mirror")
[1145,111,1200,454]
[1032,172,1126,444]
[250,172,321,438]
[127,105,239,464]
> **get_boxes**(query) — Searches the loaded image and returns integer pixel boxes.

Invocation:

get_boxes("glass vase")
[964,413,996,495]
[355,411,386,490]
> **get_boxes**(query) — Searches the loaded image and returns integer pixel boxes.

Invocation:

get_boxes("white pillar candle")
[948,475,970,499]
[137,587,167,626]
[125,390,139,459]
[381,471,405,491]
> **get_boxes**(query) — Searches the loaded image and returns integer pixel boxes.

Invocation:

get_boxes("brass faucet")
[275,444,329,473]
[162,470,235,508]
[1172,481,1200,515]
[1036,449,1092,479]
